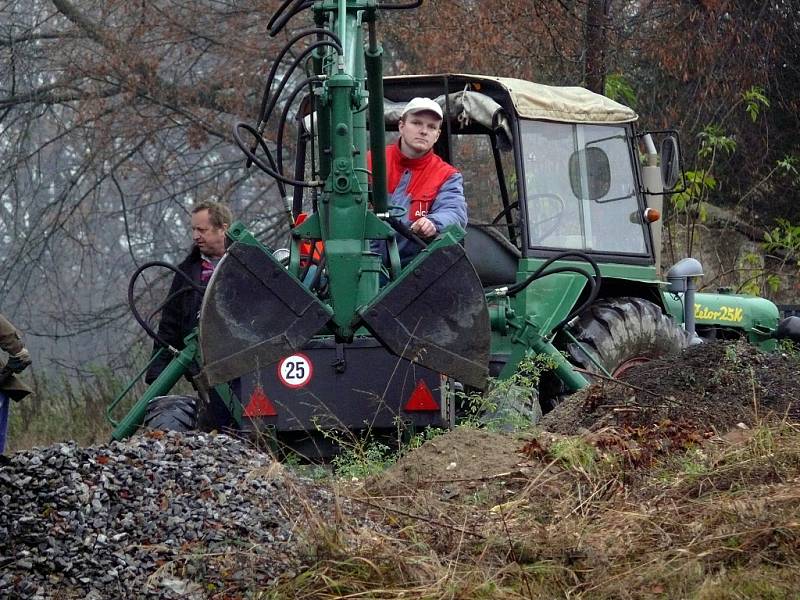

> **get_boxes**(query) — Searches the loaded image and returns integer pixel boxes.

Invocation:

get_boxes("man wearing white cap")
[370,97,467,266]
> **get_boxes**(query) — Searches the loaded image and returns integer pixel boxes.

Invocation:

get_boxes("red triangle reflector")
[243,386,277,417]
[403,379,439,412]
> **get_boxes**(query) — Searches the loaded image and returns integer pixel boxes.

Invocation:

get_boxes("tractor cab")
[381,75,675,287]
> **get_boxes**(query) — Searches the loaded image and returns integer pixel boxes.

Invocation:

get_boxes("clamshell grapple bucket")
[198,226,490,392]
[197,237,332,388]
[358,236,490,389]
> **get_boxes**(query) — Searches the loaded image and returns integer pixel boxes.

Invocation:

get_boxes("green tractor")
[108,0,798,454]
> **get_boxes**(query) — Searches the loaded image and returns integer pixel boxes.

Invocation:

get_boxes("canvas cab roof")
[383,74,639,125]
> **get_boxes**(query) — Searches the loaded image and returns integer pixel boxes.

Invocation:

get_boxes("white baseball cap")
[401,97,443,120]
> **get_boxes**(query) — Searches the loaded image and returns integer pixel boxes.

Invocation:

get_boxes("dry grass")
[266,420,800,599]
[7,368,143,451]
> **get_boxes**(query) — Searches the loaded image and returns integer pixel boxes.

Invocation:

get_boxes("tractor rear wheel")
[566,297,690,378]
[143,395,198,432]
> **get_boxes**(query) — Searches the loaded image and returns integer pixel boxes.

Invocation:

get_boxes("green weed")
[403,426,446,452]
[329,437,395,479]
[776,338,800,358]
[473,352,558,432]
[747,425,775,457]
[457,387,498,428]
[724,343,739,364]
[327,422,447,479]
[549,437,597,473]
[678,449,710,478]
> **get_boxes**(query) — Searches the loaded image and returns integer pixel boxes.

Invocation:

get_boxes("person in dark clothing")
[145,200,236,429]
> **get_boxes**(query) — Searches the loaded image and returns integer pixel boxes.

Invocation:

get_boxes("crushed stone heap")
[0,431,335,599]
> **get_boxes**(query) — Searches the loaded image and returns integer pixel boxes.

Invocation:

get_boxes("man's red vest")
[369,143,457,222]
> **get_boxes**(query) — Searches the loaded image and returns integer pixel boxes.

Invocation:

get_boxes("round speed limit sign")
[277,353,313,388]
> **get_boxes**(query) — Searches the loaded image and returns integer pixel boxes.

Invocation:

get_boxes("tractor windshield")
[520,120,647,255]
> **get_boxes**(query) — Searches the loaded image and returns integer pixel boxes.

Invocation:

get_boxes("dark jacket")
[0,314,33,401]
[145,247,205,384]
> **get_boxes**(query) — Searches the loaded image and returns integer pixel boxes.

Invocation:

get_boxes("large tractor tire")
[566,297,691,378]
[143,395,198,433]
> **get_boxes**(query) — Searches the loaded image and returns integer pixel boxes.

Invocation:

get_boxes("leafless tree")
[1,0,290,374]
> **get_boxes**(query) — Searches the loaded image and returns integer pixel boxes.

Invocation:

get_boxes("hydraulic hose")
[127,261,206,349]
[244,128,287,199]
[245,37,340,179]
[256,32,342,126]
[266,0,302,32]
[308,253,327,293]
[233,122,321,188]
[505,251,602,332]
[260,41,340,127]
[377,1,424,8]
[534,266,598,332]
[506,251,600,296]
[276,76,324,177]
[245,29,340,171]
[267,0,423,39]
[245,32,341,174]
[269,0,314,36]
[292,125,309,218]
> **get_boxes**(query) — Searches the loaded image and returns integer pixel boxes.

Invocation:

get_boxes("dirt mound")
[365,341,800,500]
[308,342,800,599]
[365,428,532,501]
[541,340,800,435]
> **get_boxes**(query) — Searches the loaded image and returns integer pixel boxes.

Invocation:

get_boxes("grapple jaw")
[359,239,490,389]
[197,241,331,388]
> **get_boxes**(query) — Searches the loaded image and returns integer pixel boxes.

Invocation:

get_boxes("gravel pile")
[0,431,343,599]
